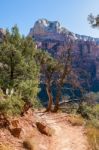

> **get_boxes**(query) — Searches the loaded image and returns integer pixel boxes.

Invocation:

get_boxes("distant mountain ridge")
[29,18,99,42]
[29,19,99,91]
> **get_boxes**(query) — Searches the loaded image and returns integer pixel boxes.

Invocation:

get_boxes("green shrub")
[0,95,25,116]
[78,103,99,120]
[18,79,40,103]
[32,98,43,109]
[0,93,42,116]
[92,104,99,120]
[84,92,99,105]
[0,89,5,100]
[0,26,40,110]
[60,102,79,114]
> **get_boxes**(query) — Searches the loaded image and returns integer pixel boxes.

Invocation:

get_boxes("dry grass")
[67,114,84,126]
[0,143,12,150]
[23,138,38,150]
[66,114,99,150]
[85,125,99,150]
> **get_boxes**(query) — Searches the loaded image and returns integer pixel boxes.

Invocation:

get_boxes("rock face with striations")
[29,19,99,91]
[29,19,75,41]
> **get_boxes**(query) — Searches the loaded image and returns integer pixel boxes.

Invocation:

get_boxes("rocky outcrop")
[29,19,99,42]
[29,19,99,91]
[29,19,75,42]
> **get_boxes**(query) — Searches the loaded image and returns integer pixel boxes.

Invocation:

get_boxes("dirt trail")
[0,111,89,150]
[36,112,89,150]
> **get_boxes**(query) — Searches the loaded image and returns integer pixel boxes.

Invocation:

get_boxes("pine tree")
[0,25,40,103]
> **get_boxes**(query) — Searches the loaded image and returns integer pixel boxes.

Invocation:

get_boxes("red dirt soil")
[0,110,89,150]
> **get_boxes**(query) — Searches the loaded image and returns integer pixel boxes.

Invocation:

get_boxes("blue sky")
[0,0,99,37]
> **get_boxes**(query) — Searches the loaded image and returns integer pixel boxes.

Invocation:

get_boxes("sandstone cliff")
[29,19,99,91]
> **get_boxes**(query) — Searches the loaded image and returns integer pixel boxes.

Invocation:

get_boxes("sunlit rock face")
[30,19,99,91]
[29,19,75,42]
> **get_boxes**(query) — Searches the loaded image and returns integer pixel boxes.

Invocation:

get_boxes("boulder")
[9,119,21,138]
[9,127,21,138]
[36,122,54,136]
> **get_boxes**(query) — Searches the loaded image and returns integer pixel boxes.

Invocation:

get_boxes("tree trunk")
[46,81,53,112]
[10,53,14,85]
[54,48,72,112]
[53,85,61,112]
[10,66,14,81]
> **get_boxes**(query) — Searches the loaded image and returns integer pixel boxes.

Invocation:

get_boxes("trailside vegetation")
[0,25,41,115]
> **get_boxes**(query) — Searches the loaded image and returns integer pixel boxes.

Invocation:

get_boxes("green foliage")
[78,102,93,118]
[18,80,39,101]
[84,92,99,105]
[0,95,42,115]
[0,25,40,105]
[0,88,4,99]
[36,49,59,74]
[32,98,43,109]
[77,92,99,123]
[0,95,25,115]
[60,102,79,114]
[78,102,99,128]
[92,104,99,119]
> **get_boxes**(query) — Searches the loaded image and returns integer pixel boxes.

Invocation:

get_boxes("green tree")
[0,25,40,103]
[36,50,57,111]
[36,42,76,112]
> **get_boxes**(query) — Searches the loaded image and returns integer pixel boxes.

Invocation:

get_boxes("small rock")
[36,122,54,136]
[11,120,19,128]
[9,127,21,138]
[8,119,21,138]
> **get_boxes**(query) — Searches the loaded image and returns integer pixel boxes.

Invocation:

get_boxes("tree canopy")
[0,25,40,102]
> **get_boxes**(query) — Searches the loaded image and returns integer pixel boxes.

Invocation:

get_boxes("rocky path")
[36,112,89,150]
[0,110,89,150]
